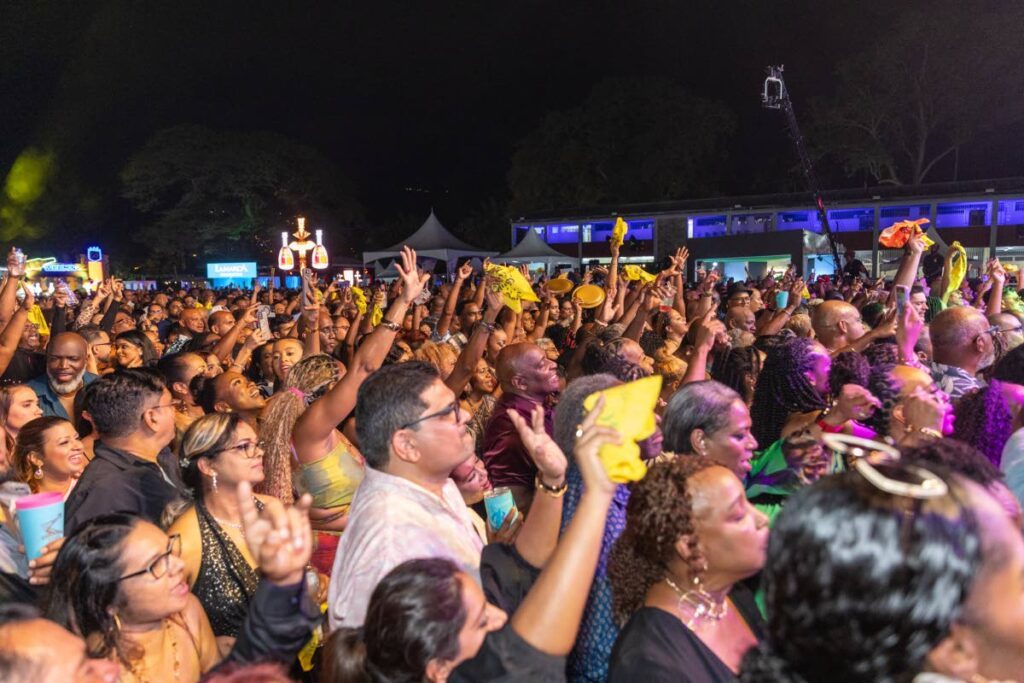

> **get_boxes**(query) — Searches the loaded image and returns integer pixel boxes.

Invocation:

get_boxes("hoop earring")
[33,467,43,480]
[112,612,123,634]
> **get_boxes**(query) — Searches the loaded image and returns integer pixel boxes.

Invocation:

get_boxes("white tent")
[497,229,579,273]
[363,211,496,273]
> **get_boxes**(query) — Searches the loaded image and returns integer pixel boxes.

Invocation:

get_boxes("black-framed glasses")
[118,534,182,581]
[215,439,265,459]
[400,400,461,430]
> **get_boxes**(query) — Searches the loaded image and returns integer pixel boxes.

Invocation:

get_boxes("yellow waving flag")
[350,287,368,315]
[26,304,50,338]
[371,305,383,327]
[582,375,663,483]
[611,217,628,249]
[485,263,539,314]
[943,241,967,305]
[622,264,656,284]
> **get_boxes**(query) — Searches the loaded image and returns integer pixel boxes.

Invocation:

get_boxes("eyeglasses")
[148,399,183,412]
[118,534,182,581]
[215,439,265,459]
[400,400,461,430]
[974,324,1001,343]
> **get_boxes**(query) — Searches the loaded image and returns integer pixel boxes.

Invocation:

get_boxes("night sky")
[1,0,1022,262]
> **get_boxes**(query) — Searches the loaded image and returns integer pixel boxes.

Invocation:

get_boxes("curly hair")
[992,343,1024,385]
[901,438,1003,487]
[256,353,340,503]
[952,381,1014,468]
[711,346,762,405]
[828,351,870,397]
[862,341,898,368]
[750,338,828,449]
[608,456,717,624]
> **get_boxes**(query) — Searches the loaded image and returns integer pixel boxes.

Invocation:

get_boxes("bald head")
[812,300,865,350]
[179,307,206,334]
[496,342,560,398]
[208,310,235,336]
[496,343,541,389]
[726,306,756,334]
[931,306,986,351]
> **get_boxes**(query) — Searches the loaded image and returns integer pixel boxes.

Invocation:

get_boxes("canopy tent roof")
[497,228,578,266]
[363,211,496,267]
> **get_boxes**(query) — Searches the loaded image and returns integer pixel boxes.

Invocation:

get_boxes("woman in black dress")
[608,456,769,682]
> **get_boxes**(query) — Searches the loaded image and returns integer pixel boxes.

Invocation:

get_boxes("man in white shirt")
[328,361,484,628]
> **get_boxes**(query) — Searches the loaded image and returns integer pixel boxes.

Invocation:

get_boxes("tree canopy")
[121,125,362,274]
[507,77,735,213]
[810,3,1024,186]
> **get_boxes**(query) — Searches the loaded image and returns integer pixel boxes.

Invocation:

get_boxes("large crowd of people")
[1,232,1023,683]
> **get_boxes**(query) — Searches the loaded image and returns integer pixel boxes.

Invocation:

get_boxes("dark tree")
[810,3,1024,186]
[507,77,735,213]
[121,125,362,274]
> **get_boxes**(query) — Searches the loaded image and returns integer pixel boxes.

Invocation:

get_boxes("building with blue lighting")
[509,178,1024,281]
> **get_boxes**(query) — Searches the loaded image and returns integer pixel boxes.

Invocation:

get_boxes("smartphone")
[775,291,789,309]
[895,285,909,316]
[257,305,272,338]
[301,268,312,306]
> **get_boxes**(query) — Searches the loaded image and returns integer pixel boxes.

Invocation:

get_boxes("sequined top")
[191,500,262,637]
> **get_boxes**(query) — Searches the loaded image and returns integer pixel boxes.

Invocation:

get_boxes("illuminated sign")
[41,263,85,273]
[86,246,103,262]
[206,262,257,279]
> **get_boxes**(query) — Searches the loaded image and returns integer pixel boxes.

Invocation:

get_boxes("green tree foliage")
[507,77,735,213]
[810,3,1024,186]
[121,125,362,274]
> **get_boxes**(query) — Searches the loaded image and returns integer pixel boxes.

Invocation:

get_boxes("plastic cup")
[15,491,64,560]
[483,487,518,531]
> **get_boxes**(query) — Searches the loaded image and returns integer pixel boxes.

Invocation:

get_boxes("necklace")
[664,575,728,629]
[165,618,181,683]
[211,513,245,537]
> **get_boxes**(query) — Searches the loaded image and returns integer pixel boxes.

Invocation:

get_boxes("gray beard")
[50,369,86,395]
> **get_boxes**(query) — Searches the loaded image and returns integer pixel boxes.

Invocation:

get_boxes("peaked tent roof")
[498,228,575,262]
[363,211,496,266]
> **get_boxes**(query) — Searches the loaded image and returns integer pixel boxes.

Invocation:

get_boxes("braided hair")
[711,346,762,405]
[865,364,900,438]
[829,351,870,397]
[750,338,828,449]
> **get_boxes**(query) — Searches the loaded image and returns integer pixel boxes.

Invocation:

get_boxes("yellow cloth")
[350,287,368,315]
[582,375,663,483]
[611,217,628,249]
[371,305,383,327]
[26,305,49,338]
[943,241,967,304]
[622,265,655,284]
[300,437,365,509]
[484,263,539,313]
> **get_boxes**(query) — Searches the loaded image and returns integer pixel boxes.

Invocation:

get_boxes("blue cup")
[15,491,64,560]
[483,487,518,531]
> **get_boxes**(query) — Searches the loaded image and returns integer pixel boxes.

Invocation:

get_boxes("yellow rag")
[582,375,663,483]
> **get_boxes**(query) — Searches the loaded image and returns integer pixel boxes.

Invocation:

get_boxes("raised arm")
[887,235,925,306]
[436,262,472,339]
[681,309,724,385]
[292,246,429,460]
[758,278,803,337]
[0,249,25,329]
[212,304,258,362]
[0,286,33,376]
[445,286,503,395]
[510,401,618,655]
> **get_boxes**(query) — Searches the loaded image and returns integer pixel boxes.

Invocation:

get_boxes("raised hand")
[238,481,313,586]
[457,261,473,281]
[20,284,35,311]
[831,384,882,425]
[396,246,430,305]
[6,248,24,278]
[572,397,619,497]
[508,404,567,488]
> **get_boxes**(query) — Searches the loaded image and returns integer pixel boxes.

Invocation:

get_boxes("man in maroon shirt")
[482,342,561,512]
